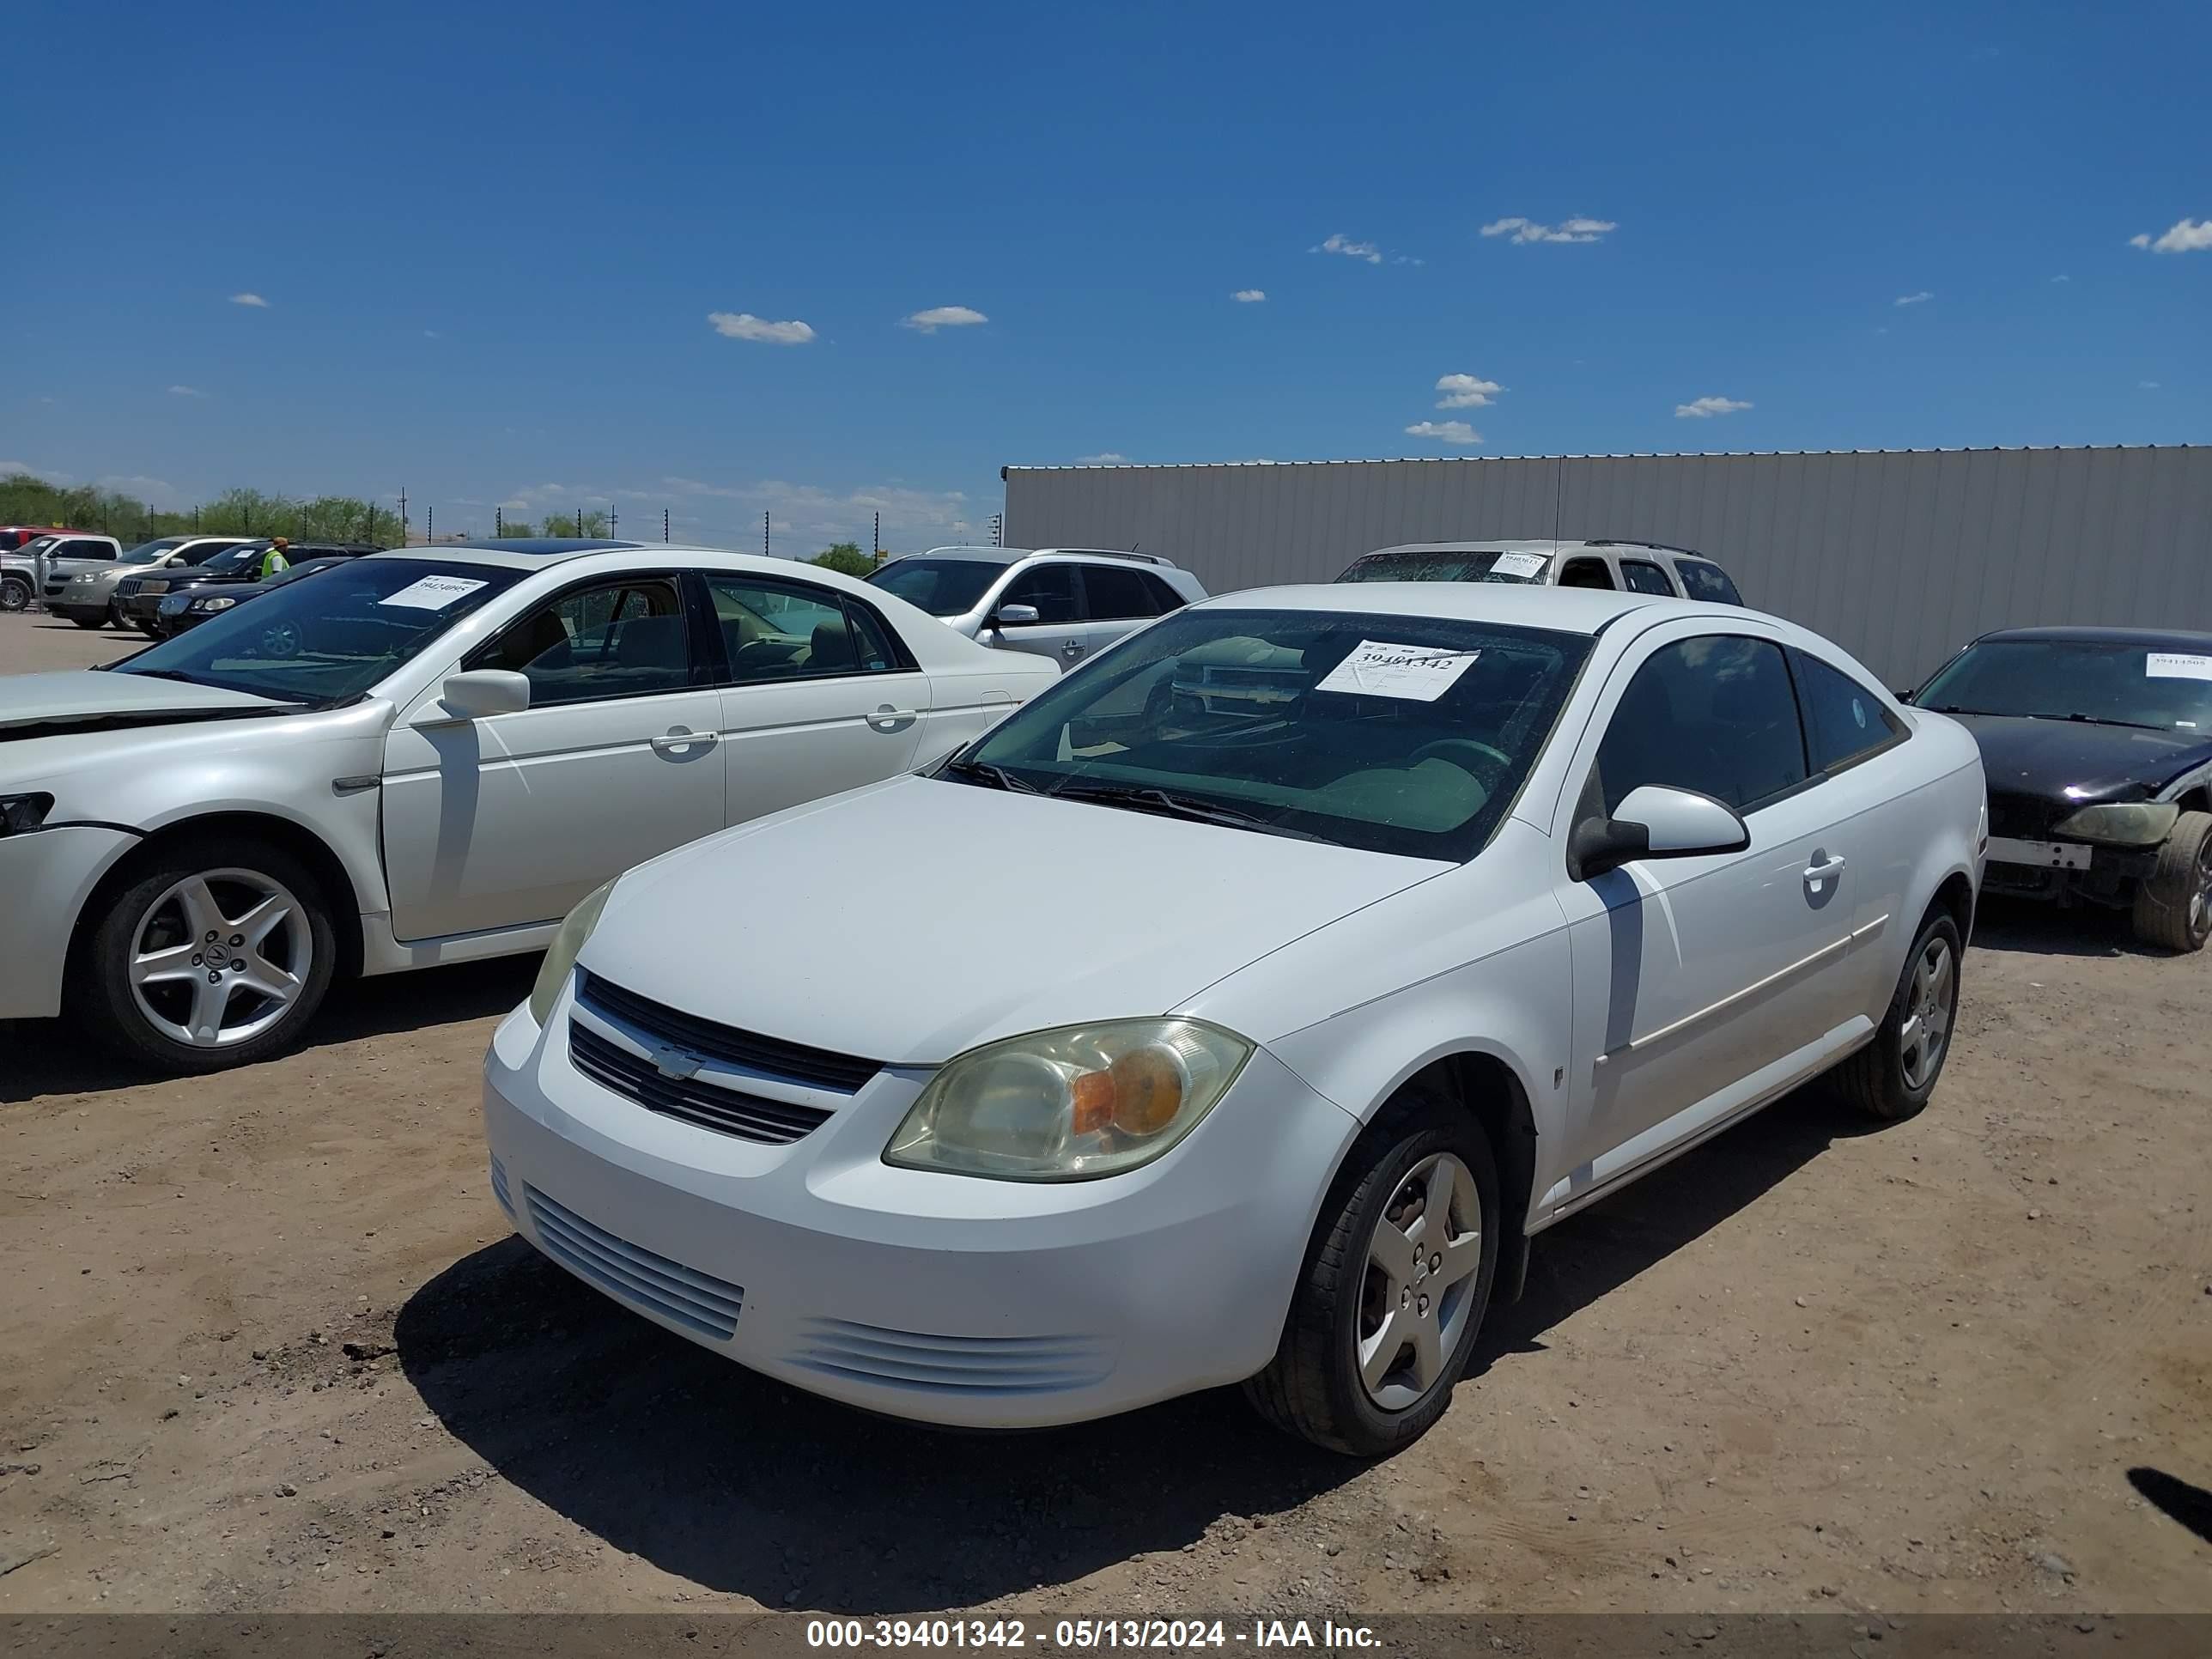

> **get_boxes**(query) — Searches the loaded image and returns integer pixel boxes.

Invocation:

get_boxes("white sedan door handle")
[868,706,918,732]
[1803,854,1847,884]
[650,727,718,755]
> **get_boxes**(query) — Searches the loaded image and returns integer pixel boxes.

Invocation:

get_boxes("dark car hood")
[1951,713,2212,834]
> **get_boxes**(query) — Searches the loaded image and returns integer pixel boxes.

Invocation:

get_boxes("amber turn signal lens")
[1070,1070,1115,1136]
[1108,1046,1184,1136]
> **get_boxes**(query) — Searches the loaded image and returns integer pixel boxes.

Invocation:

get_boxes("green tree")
[810,541,877,579]
[495,516,538,538]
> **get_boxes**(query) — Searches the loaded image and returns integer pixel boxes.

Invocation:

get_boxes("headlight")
[2052,801,2179,846]
[0,793,54,836]
[70,573,95,586]
[884,1018,1252,1182]
[194,596,238,611]
[527,878,617,1024]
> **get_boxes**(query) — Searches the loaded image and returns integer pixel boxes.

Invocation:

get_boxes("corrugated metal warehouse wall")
[1003,447,2212,684]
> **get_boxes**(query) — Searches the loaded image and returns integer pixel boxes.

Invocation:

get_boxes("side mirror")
[430,669,532,721]
[1569,784,1750,881]
[1893,688,1916,704]
[992,603,1040,629]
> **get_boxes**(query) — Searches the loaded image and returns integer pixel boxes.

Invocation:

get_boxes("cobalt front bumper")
[480,972,1361,1429]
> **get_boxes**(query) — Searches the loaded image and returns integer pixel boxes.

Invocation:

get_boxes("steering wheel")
[1410,737,1512,773]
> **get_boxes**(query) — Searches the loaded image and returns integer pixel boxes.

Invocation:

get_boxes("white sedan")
[483,582,1987,1456]
[0,540,1057,1073]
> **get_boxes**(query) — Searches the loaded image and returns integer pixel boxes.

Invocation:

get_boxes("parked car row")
[6,523,2201,1462]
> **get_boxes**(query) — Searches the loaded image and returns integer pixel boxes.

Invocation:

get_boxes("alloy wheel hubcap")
[2191,843,2212,938]
[1357,1152,1482,1412]
[1897,936,1955,1091]
[128,869,312,1048]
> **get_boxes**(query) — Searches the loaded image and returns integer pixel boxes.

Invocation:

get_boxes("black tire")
[71,614,106,630]
[1834,910,1962,1121]
[1244,1090,1501,1457]
[0,574,28,612]
[72,834,338,1075]
[106,601,128,629]
[136,622,162,639]
[2130,811,2212,952]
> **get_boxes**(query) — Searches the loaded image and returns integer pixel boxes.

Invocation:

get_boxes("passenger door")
[1076,562,1176,653]
[1552,627,1868,1194]
[987,562,1090,669]
[701,571,933,823]
[380,573,726,940]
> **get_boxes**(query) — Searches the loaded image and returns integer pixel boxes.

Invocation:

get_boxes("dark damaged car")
[1908,626,2212,950]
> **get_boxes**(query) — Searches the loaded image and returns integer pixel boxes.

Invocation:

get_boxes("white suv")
[1337,538,1747,605]
[867,546,1207,671]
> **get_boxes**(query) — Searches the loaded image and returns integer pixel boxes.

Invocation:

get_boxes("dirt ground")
[1,609,2208,1619]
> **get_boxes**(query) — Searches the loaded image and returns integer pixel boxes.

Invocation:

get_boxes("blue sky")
[4,0,2206,551]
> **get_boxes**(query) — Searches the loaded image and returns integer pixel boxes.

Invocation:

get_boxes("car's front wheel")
[0,574,29,612]
[1245,1091,1499,1457]
[76,836,337,1073]
[2131,811,2212,952]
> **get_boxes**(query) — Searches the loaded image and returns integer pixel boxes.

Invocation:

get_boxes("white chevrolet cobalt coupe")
[0,540,1056,1073]
[484,583,1986,1455]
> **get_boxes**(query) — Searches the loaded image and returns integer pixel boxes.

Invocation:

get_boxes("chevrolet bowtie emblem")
[648,1043,703,1081]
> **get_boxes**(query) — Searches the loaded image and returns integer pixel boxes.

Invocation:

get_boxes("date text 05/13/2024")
[805,1620,1381,1650]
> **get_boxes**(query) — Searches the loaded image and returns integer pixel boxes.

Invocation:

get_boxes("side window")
[470,576,691,705]
[1620,559,1676,596]
[999,562,1079,623]
[1675,559,1744,605]
[1592,635,1808,816]
[1793,648,1906,775]
[63,539,113,562]
[1559,556,1615,591]
[1081,564,1162,621]
[1139,572,1188,613]
[704,574,890,683]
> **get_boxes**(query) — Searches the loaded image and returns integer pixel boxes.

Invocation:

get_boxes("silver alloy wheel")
[1357,1151,1483,1412]
[0,576,27,612]
[1898,934,1956,1092]
[127,868,313,1048]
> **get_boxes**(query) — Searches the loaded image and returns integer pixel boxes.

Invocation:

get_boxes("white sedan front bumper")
[0,823,139,1018]
[480,985,1362,1430]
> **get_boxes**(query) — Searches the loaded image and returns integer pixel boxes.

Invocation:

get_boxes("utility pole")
[763,511,769,556]
[988,512,1003,547]
[872,511,880,559]
[610,502,617,539]
[495,506,504,536]
[191,506,200,532]
[427,506,434,544]
[663,507,670,543]
[398,486,409,546]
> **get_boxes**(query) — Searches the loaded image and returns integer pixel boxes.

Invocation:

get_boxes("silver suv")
[43,534,255,628]
[1335,538,1746,604]
[866,545,1207,671]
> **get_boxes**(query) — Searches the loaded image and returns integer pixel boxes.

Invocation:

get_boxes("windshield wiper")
[1049,781,1330,842]
[2063,712,2171,732]
[941,757,1040,793]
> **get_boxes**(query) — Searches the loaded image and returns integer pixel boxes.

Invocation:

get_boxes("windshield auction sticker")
[379,574,490,611]
[1315,640,1481,701]
[2146,652,2212,681]
[1489,551,1548,578]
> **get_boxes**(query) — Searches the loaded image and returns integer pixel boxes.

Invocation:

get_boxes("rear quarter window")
[1674,558,1744,605]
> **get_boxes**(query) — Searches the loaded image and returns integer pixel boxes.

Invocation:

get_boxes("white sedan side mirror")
[993,604,1040,628]
[432,669,532,721]
[1570,784,1750,881]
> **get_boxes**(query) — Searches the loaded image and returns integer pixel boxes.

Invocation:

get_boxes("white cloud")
[1312,233,1382,264]
[2140,380,2161,390]
[0,459,37,477]
[2051,274,2071,283]
[708,312,817,344]
[1480,216,1616,245]
[228,292,269,308]
[167,384,206,398]
[1075,453,1129,465]
[97,473,182,507]
[1231,289,1267,303]
[1404,420,1481,446]
[902,305,988,333]
[2130,217,2212,254]
[1894,290,1935,307]
[1435,373,1504,410]
[1675,395,1753,418]
[423,329,442,339]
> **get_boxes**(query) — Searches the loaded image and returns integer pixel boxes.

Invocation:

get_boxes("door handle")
[1060,640,1085,657]
[1803,854,1847,884]
[868,707,917,731]
[650,728,718,755]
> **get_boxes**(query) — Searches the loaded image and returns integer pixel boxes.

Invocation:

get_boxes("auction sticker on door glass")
[379,574,489,611]
[1315,641,1481,701]
[1489,551,1549,580]
[2147,653,2212,681]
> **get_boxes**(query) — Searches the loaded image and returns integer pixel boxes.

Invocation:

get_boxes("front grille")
[576,969,880,1093]
[525,1184,743,1340]
[489,1155,515,1220]
[568,1020,832,1145]
[1986,789,2068,841]
[116,577,143,598]
[790,1318,1114,1396]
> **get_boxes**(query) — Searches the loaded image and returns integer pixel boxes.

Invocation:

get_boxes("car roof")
[1202,580,1707,635]
[1355,538,1709,562]
[900,545,1021,562]
[360,543,859,576]
[1977,625,2212,652]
